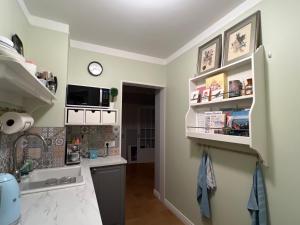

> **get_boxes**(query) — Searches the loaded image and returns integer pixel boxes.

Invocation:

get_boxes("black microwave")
[66,85,110,107]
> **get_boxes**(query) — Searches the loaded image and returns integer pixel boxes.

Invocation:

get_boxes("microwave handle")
[99,89,102,106]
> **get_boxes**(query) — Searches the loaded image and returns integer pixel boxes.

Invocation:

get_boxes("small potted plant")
[110,87,118,108]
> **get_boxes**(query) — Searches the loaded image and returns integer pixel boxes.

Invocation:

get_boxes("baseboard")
[153,189,161,200]
[164,199,194,225]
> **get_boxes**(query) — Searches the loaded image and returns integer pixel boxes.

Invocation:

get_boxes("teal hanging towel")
[197,151,216,218]
[247,163,268,225]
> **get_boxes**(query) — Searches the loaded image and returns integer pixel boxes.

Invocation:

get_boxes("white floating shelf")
[0,55,56,110]
[191,56,252,82]
[185,46,268,165]
[186,132,251,145]
[190,95,253,107]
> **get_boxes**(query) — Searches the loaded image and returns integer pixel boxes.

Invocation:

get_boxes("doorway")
[120,81,165,200]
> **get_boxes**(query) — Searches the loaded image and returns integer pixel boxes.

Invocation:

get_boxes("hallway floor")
[126,163,184,225]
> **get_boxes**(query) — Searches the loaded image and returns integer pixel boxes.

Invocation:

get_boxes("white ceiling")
[24,0,246,58]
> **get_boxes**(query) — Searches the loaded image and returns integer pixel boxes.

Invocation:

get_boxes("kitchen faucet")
[11,133,47,182]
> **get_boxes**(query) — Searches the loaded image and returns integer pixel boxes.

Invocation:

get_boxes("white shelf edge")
[190,95,253,107]
[186,132,251,145]
[0,55,56,106]
[191,55,252,82]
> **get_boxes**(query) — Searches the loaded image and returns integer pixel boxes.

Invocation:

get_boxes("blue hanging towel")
[247,163,268,225]
[197,152,210,218]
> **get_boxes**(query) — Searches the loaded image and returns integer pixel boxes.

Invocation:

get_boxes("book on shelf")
[202,88,211,102]
[211,89,224,102]
[195,109,249,136]
[197,111,225,134]
[205,73,227,99]
[196,84,206,103]
[225,109,250,136]
[190,90,199,104]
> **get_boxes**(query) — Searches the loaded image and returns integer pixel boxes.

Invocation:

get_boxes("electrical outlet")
[104,141,115,148]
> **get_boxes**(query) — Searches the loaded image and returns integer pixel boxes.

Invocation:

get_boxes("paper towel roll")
[0,112,34,134]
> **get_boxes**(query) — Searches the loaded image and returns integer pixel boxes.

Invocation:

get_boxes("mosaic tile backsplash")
[66,126,120,157]
[0,125,120,173]
[0,127,66,173]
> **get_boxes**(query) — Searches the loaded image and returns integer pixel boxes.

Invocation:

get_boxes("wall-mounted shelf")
[0,54,56,111]
[185,46,268,165]
[190,95,253,107]
[65,107,118,126]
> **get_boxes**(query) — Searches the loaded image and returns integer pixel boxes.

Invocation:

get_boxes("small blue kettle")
[0,173,21,225]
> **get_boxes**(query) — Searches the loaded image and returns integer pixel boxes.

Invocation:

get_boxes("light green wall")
[165,0,300,224]
[0,0,69,127]
[67,47,166,123]
[2,0,300,224]
[0,0,28,45]
[25,27,69,127]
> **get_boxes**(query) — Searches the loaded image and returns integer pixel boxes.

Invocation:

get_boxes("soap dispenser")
[0,173,21,225]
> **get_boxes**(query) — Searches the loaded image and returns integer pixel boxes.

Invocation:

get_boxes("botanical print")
[227,23,252,61]
[200,43,217,72]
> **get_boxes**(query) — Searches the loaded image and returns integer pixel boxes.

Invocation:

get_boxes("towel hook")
[256,154,263,165]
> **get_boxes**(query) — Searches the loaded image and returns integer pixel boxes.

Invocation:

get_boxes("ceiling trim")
[17,0,69,34]
[70,40,167,65]
[165,0,262,64]
[17,0,261,65]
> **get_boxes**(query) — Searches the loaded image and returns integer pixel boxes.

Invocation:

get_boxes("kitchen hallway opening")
[121,82,179,224]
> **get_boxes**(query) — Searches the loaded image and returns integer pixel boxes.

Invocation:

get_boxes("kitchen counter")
[19,156,127,225]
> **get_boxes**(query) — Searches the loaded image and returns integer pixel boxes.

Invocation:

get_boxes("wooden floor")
[126,163,183,225]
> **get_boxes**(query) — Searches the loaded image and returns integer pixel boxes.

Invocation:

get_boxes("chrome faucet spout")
[12,132,47,182]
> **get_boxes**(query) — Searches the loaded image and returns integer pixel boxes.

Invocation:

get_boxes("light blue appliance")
[0,173,21,225]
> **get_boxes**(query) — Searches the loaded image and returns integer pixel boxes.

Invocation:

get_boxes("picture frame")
[223,11,261,65]
[197,35,222,75]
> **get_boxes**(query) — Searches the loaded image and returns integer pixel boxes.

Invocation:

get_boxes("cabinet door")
[91,165,125,225]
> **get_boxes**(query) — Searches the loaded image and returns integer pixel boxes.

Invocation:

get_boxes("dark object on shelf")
[11,34,24,55]
[47,76,58,94]
[245,78,253,95]
[91,164,126,225]
[229,80,243,98]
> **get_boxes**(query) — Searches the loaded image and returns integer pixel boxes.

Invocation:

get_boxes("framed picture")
[223,11,261,65]
[197,35,222,75]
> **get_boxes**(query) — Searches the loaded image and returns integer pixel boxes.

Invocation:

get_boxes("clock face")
[88,61,103,76]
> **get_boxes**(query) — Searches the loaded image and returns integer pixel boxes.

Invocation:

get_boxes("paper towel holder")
[0,112,34,134]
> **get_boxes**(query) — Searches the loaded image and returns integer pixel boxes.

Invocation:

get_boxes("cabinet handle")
[91,168,97,174]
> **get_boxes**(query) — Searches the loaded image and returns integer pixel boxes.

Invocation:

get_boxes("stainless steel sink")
[20,165,85,195]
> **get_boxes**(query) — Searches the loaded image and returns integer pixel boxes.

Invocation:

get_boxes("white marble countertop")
[19,156,127,225]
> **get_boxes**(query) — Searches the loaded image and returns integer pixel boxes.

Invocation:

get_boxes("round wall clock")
[88,61,103,76]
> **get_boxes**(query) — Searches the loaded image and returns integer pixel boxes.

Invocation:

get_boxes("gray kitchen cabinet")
[91,164,126,225]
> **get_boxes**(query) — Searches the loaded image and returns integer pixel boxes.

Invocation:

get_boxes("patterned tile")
[66,125,120,157]
[0,125,120,173]
[0,127,66,172]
